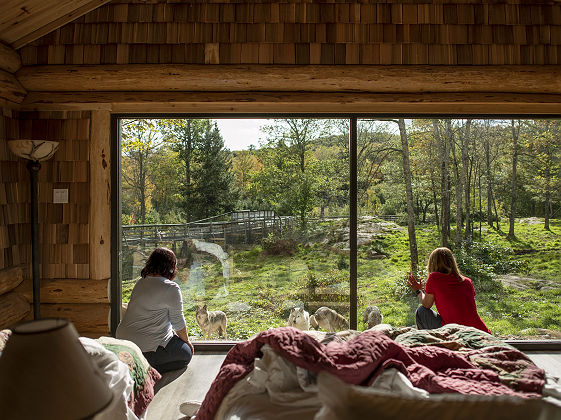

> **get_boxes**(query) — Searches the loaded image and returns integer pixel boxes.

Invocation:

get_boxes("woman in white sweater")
[117,247,194,374]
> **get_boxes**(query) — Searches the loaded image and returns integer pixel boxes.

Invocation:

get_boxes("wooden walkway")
[122,210,295,249]
[146,350,561,420]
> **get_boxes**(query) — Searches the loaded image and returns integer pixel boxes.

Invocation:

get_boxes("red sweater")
[425,272,490,334]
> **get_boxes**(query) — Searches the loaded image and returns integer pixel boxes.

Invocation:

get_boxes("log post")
[0,69,26,103]
[16,65,561,94]
[89,110,111,329]
[0,42,22,74]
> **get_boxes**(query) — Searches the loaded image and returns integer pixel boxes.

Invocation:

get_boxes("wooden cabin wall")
[0,110,111,335]
[18,0,561,66]
[5,0,561,334]
[0,108,32,328]
[0,108,21,272]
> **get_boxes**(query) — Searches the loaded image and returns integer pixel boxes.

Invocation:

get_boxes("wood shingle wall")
[2,0,561,334]
[0,109,110,335]
[18,0,561,66]
[0,108,22,271]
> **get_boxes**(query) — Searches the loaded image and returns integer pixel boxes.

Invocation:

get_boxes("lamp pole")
[27,160,41,319]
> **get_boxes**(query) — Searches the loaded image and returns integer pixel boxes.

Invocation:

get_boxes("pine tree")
[192,121,237,219]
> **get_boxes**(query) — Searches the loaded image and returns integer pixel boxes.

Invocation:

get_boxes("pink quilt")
[195,327,545,420]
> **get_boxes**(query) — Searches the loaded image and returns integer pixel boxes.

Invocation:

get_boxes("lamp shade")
[0,319,113,420]
[7,140,59,161]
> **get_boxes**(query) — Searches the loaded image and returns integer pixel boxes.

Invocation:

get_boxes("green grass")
[123,218,561,340]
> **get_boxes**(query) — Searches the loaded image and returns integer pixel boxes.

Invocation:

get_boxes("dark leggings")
[415,306,443,330]
[143,335,193,374]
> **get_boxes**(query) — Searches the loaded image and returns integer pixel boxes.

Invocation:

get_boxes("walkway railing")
[121,212,403,248]
[121,210,296,248]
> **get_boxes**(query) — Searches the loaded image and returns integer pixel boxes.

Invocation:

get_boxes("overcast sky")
[215,119,268,151]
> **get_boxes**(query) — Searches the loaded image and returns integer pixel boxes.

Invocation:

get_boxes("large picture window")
[116,117,560,342]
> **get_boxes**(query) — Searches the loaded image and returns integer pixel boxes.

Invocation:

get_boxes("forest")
[120,117,561,339]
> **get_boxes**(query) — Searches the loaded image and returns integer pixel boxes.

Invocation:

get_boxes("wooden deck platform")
[146,350,561,420]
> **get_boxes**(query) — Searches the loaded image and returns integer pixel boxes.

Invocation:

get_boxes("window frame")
[110,113,561,351]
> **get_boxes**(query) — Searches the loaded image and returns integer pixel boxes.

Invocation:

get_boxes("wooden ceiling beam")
[0,42,21,73]
[1,0,112,49]
[16,64,561,95]
[20,91,561,115]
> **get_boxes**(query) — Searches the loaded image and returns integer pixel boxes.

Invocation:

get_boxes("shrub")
[455,240,524,293]
[337,254,349,270]
[261,233,297,256]
[393,268,426,299]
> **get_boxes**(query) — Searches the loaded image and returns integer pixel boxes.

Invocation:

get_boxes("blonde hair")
[427,247,464,280]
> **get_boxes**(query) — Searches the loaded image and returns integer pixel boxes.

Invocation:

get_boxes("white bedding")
[80,337,140,420]
[207,344,561,420]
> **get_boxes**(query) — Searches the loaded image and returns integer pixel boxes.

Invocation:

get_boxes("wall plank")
[15,278,109,303]
[40,302,110,334]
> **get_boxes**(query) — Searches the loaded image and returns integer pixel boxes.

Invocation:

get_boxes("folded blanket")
[97,336,162,418]
[196,326,545,420]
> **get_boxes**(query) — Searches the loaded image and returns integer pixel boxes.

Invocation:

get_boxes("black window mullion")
[349,117,358,330]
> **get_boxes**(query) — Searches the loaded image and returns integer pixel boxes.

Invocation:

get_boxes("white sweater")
[116,276,186,352]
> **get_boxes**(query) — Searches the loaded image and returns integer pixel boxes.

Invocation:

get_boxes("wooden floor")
[146,351,561,419]
[146,351,227,420]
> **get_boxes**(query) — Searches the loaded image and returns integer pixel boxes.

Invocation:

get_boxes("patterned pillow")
[97,336,162,417]
[0,329,11,356]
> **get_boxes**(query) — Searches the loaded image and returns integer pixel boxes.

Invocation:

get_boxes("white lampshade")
[7,139,59,161]
[0,319,113,420]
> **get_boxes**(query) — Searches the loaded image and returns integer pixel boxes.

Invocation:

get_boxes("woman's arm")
[407,273,435,308]
[175,326,194,354]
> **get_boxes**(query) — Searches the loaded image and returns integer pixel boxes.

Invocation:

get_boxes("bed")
[0,329,161,420]
[81,336,161,420]
[187,324,561,420]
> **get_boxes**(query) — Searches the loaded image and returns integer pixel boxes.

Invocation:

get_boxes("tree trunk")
[451,125,463,249]
[545,167,551,231]
[184,120,193,222]
[484,124,493,227]
[508,120,519,239]
[398,119,418,272]
[422,201,429,223]
[492,192,500,230]
[444,121,452,241]
[462,120,471,242]
[478,164,483,238]
[430,166,440,234]
[433,119,449,248]
[139,155,146,225]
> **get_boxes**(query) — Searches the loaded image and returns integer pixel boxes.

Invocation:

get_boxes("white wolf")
[288,307,310,330]
[363,305,383,329]
[310,306,349,332]
[195,304,227,339]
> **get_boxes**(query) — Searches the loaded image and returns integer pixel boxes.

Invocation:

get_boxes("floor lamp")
[8,140,59,319]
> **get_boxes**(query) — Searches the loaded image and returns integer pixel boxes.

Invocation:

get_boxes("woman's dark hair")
[141,247,177,280]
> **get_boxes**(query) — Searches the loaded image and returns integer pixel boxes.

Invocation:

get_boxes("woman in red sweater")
[407,247,490,333]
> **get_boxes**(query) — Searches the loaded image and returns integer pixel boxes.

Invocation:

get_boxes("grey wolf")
[195,304,227,339]
[288,307,310,330]
[310,306,349,332]
[363,305,383,329]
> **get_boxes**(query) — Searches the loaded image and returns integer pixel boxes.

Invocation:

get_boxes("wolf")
[195,304,227,339]
[287,307,310,330]
[310,306,349,332]
[362,305,383,329]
